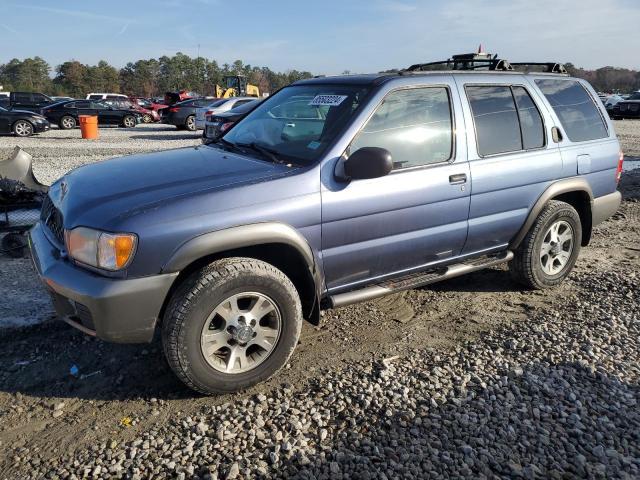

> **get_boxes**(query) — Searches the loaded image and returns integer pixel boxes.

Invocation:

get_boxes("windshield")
[222,84,371,165]
[629,92,640,101]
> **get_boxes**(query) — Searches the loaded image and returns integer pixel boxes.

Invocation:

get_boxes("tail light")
[616,150,624,183]
[220,122,234,132]
[169,107,179,112]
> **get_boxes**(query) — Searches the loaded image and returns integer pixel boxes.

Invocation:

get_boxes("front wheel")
[122,115,136,128]
[13,120,33,137]
[162,258,302,394]
[142,113,152,123]
[510,200,582,289]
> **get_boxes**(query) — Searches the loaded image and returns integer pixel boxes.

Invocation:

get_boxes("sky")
[1,0,639,74]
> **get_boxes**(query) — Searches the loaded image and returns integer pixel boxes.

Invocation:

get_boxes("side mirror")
[340,147,393,180]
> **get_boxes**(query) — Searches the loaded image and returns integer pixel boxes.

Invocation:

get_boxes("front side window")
[88,95,102,100]
[535,79,608,142]
[223,84,370,165]
[349,87,453,169]
[466,85,545,156]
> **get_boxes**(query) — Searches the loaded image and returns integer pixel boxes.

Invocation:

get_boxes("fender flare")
[509,178,593,249]
[161,221,323,303]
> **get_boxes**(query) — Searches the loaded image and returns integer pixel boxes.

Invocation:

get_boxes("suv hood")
[51,146,293,227]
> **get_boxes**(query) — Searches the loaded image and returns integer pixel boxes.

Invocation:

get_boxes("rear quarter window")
[535,79,608,142]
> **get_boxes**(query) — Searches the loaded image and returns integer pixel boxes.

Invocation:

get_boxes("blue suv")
[30,54,623,394]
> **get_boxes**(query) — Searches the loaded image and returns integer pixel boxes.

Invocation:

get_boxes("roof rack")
[403,53,567,75]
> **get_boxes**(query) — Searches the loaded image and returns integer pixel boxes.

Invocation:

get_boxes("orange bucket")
[78,115,99,140]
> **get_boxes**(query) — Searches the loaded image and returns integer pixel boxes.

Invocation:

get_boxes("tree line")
[1,54,639,98]
[0,54,314,98]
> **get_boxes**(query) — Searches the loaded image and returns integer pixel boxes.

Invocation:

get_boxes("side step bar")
[329,251,514,308]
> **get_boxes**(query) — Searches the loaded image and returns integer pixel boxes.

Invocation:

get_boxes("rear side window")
[466,85,545,156]
[535,79,608,142]
[350,87,453,169]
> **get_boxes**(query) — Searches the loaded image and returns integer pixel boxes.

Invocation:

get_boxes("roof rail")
[403,53,567,75]
[510,62,568,74]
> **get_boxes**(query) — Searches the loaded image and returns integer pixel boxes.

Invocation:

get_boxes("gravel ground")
[0,122,639,479]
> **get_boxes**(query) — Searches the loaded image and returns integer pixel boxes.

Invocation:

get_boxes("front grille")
[41,195,64,245]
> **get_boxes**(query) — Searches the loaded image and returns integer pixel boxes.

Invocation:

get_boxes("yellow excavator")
[215,75,260,98]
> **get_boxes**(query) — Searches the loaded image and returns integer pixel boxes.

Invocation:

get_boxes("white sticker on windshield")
[309,95,347,106]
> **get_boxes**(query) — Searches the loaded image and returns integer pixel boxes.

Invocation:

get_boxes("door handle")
[286,122,296,127]
[449,173,467,185]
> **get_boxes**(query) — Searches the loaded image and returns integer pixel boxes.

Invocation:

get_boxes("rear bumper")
[29,222,178,343]
[592,190,622,226]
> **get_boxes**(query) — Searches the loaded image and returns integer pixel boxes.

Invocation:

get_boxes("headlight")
[65,227,137,271]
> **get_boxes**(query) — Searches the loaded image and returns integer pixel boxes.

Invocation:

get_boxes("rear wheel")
[510,200,582,289]
[162,258,302,394]
[59,115,76,129]
[13,120,33,137]
[185,115,196,131]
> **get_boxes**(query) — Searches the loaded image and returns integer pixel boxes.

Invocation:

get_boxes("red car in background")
[129,96,168,113]
[104,98,160,123]
[163,90,196,106]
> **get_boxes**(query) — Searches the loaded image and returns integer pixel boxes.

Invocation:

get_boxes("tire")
[122,115,136,128]
[2,233,28,258]
[162,257,302,394]
[510,200,582,289]
[142,113,152,123]
[185,115,196,131]
[13,120,34,137]
[59,115,76,130]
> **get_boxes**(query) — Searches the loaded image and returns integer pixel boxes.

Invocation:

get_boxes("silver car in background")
[194,97,256,130]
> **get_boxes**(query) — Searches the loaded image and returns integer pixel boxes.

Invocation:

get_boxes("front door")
[321,83,471,292]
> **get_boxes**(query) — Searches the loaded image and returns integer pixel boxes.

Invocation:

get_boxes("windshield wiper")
[236,142,287,165]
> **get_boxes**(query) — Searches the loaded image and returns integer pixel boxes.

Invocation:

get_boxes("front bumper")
[592,190,622,226]
[34,122,50,133]
[29,222,178,343]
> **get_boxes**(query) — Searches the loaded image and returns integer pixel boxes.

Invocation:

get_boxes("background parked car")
[163,90,196,106]
[0,105,50,136]
[129,96,168,113]
[160,97,216,131]
[104,99,159,123]
[612,91,640,119]
[604,94,625,117]
[202,99,260,142]
[194,97,256,130]
[3,92,56,114]
[41,100,141,129]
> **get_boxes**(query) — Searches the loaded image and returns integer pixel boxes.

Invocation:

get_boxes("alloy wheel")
[200,292,281,374]
[14,121,32,137]
[540,220,574,275]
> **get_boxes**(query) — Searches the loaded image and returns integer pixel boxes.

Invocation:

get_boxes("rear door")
[456,77,562,254]
[321,79,471,292]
